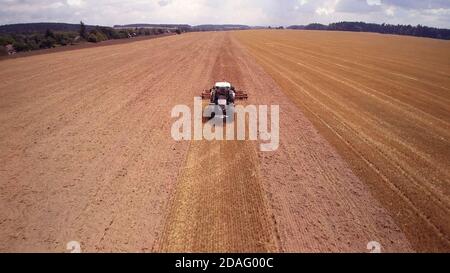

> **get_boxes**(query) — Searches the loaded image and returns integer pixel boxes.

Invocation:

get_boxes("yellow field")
[0,30,447,252]
[234,30,450,252]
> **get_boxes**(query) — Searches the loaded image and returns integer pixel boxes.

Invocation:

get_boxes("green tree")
[87,29,108,43]
[0,35,15,46]
[13,41,29,52]
[40,37,56,48]
[79,21,87,39]
[55,32,72,46]
[45,29,55,39]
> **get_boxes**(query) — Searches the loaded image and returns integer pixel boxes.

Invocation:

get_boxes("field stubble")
[235,30,450,252]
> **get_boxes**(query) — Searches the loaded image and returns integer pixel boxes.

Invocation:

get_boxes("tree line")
[287,21,450,40]
[0,21,178,55]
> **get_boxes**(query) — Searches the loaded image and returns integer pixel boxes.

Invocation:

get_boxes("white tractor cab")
[201,81,248,121]
[213,82,235,104]
[214,81,231,88]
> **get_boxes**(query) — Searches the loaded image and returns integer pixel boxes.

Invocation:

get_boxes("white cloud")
[316,0,340,16]
[367,0,381,6]
[66,0,85,7]
[0,0,449,28]
[385,6,396,16]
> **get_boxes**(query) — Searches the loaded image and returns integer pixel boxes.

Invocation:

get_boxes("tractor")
[201,82,248,121]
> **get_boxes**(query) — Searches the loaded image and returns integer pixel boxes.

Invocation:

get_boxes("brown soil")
[235,29,450,252]
[0,31,415,252]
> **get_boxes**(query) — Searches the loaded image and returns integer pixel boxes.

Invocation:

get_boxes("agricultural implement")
[201,82,248,120]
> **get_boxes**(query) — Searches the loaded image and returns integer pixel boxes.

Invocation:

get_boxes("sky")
[1,0,450,28]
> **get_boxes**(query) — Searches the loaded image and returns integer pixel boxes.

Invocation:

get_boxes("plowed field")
[235,30,450,252]
[1,30,447,252]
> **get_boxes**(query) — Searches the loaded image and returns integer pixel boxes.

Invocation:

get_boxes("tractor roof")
[215,82,231,88]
